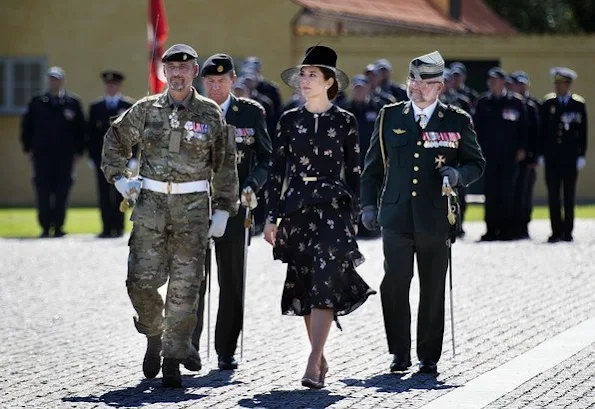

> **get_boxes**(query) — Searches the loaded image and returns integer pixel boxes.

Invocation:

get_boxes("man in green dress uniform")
[360,51,485,374]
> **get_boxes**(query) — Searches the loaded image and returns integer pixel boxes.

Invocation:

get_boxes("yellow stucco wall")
[1,1,594,205]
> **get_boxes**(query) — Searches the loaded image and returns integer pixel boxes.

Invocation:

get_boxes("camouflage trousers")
[127,220,208,360]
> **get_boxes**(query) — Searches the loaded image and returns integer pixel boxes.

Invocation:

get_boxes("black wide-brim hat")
[281,45,349,91]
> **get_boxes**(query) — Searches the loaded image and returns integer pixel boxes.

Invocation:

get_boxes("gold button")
[412,191,417,197]
[414,153,420,158]
[413,179,418,184]
[414,166,419,171]
[417,141,422,146]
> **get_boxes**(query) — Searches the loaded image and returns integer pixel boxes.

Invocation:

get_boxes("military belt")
[141,177,209,195]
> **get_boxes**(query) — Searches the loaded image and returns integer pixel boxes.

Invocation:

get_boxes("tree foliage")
[485,0,595,33]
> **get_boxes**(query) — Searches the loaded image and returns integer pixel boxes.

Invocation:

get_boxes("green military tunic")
[360,99,485,364]
[101,87,239,360]
[361,100,485,234]
[193,94,272,357]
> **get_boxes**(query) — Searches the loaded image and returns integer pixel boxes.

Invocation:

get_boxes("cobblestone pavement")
[1,220,594,409]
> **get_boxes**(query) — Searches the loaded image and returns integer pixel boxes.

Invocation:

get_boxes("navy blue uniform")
[540,93,587,240]
[87,96,134,237]
[21,91,85,235]
[473,91,529,239]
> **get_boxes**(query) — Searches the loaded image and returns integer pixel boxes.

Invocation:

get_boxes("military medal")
[435,155,446,169]
[236,136,243,143]
[169,106,180,129]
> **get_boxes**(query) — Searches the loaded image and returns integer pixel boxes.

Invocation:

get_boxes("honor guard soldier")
[191,54,272,371]
[509,71,541,239]
[364,64,397,106]
[474,67,529,241]
[101,44,239,388]
[450,62,479,107]
[21,66,86,238]
[375,59,408,102]
[342,75,383,236]
[87,70,135,238]
[540,67,587,242]
[360,51,485,374]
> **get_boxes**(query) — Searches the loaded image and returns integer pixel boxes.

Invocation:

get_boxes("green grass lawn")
[1,205,594,238]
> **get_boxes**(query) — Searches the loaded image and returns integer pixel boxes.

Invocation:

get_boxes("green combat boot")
[143,335,162,378]
[162,358,182,388]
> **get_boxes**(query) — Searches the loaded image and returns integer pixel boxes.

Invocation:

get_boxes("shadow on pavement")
[61,378,209,408]
[238,389,345,409]
[340,372,459,394]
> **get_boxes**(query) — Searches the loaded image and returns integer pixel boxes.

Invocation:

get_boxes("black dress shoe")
[184,346,201,371]
[390,355,411,372]
[418,360,438,375]
[98,231,112,238]
[113,229,124,238]
[162,358,182,388]
[54,229,66,238]
[547,235,561,243]
[480,232,499,242]
[218,355,238,370]
[561,233,573,242]
[39,230,50,238]
[143,335,162,378]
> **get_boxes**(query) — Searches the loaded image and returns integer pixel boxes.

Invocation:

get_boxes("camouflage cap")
[201,53,234,77]
[161,44,198,63]
[409,51,444,81]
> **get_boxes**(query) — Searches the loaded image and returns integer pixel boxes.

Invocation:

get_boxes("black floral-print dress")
[265,105,376,326]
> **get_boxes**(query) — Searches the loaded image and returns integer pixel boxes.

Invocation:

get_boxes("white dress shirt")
[219,94,232,116]
[412,98,439,125]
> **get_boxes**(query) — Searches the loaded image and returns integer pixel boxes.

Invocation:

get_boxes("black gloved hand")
[361,205,379,231]
[439,166,461,187]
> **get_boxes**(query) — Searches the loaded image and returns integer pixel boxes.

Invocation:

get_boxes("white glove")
[114,177,142,201]
[240,186,258,210]
[577,156,586,170]
[537,156,545,167]
[87,159,96,170]
[127,158,138,172]
[208,210,230,238]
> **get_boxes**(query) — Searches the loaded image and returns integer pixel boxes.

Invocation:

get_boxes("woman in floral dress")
[263,45,376,389]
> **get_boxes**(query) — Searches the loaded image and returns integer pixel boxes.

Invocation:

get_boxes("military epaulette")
[543,92,557,101]
[383,100,406,111]
[572,94,585,103]
[122,96,136,104]
[510,92,524,101]
[238,97,266,115]
[447,104,471,119]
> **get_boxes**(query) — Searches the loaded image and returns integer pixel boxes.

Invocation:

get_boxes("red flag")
[148,0,168,94]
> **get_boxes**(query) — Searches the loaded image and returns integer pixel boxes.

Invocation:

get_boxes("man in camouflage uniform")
[101,44,239,388]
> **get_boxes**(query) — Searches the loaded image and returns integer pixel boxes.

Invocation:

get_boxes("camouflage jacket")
[101,88,239,222]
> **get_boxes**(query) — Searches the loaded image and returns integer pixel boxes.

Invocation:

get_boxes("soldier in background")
[21,66,85,238]
[87,71,134,238]
[191,53,272,371]
[540,67,587,243]
[101,44,239,388]
[450,62,479,107]
[474,67,528,241]
[364,64,397,106]
[376,59,408,102]
[342,75,383,237]
[509,71,540,239]
[242,56,282,122]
